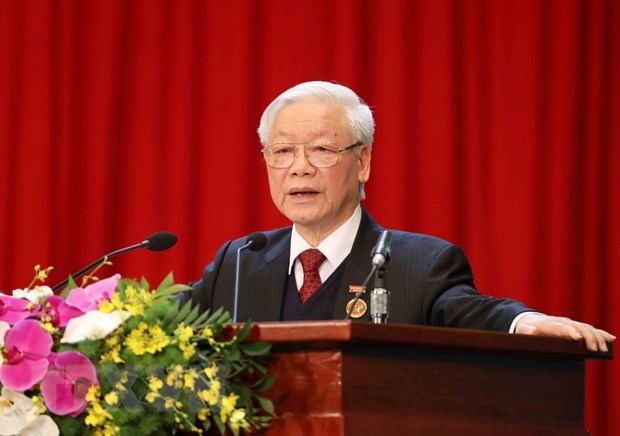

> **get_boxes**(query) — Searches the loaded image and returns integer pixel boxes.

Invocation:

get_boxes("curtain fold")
[1,0,618,433]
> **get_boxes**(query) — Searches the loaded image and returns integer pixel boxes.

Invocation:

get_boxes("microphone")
[371,230,393,267]
[370,267,390,324]
[233,232,268,322]
[346,230,393,320]
[51,231,178,291]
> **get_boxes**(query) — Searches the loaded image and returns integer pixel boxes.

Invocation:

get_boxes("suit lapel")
[331,208,383,320]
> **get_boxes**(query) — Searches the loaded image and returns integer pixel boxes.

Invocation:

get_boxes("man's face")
[266,100,371,238]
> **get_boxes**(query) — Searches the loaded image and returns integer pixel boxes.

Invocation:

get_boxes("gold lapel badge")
[348,285,366,294]
[346,298,367,318]
[346,285,367,318]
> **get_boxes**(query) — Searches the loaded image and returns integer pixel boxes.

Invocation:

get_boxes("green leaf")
[190,308,213,328]
[59,275,79,299]
[213,413,226,435]
[235,319,252,342]
[168,298,193,326]
[239,341,271,357]
[251,361,267,374]
[155,272,174,294]
[255,394,275,415]
[155,283,192,299]
[140,276,150,290]
[160,299,182,325]
[252,374,276,393]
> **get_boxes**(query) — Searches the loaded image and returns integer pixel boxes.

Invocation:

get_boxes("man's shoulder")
[391,229,453,248]
[388,229,461,261]
[226,226,291,251]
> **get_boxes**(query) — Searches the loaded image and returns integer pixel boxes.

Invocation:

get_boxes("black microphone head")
[245,231,267,252]
[144,231,178,251]
[371,230,393,266]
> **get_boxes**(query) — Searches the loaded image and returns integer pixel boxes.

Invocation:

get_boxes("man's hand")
[515,313,616,352]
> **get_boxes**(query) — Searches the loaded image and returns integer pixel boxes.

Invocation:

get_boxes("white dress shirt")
[289,206,362,290]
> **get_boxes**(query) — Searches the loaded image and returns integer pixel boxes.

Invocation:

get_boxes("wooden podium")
[243,321,613,435]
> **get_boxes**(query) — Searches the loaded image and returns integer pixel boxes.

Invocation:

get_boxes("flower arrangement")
[0,265,274,435]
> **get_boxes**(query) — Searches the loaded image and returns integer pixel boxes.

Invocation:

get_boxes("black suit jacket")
[189,208,531,331]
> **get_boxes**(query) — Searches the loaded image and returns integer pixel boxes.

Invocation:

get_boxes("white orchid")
[61,310,130,344]
[11,286,53,304]
[0,387,59,436]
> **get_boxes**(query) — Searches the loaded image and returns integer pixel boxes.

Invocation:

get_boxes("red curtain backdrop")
[1,0,618,433]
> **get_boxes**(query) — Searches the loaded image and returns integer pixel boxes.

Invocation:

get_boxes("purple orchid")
[64,274,120,313]
[41,351,99,416]
[0,295,40,325]
[43,295,86,328]
[0,319,53,391]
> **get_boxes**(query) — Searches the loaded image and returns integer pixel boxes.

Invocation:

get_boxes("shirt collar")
[289,205,362,274]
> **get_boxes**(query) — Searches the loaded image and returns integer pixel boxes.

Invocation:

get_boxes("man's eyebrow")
[271,130,338,140]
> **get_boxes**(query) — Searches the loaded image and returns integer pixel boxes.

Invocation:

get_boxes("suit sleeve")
[426,243,532,332]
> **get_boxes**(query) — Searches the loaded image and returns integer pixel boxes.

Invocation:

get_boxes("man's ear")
[357,145,371,183]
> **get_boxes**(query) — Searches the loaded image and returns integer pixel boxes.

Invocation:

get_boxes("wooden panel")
[341,345,585,433]
[264,348,345,435]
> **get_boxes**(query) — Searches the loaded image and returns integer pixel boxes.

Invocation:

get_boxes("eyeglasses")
[261,141,362,169]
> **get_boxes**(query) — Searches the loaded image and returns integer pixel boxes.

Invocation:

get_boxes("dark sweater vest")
[280,260,347,321]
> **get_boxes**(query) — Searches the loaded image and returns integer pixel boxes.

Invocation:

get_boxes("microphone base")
[371,314,388,324]
[370,287,390,324]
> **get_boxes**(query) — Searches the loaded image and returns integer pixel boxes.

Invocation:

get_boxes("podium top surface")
[240,320,613,360]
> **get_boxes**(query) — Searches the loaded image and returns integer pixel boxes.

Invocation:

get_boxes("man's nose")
[289,145,315,174]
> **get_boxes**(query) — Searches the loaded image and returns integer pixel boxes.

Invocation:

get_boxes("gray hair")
[257,81,375,198]
[258,81,375,148]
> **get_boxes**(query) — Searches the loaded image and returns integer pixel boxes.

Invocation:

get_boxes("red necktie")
[298,249,326,303]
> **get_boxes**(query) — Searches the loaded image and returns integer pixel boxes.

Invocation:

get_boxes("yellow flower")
[183,369,198,390]
[111,292,125,310]
[174,323,197,359]
[176,323,193,341]
[85,402,113,427]
[198,389,219,406]
[31,395,46,413]
[93,423,120,436]
[202,326,214,338]
[219,393,242,426]
[98,300,113,313]
[179,341,197,360]
[114,371,129,392]
[148,375,164,392]
[100,346,124,364]
[106,332,121,347]
[210,379,221,394]
[84,385,114,428]
[197,407,210,421]
[34,264,54,281]
[203,362,218,380]
[86,385,101,403]
[229,409,248,431]
[164,398,176,409]
[40,321,57,334]
[165,365,184,389]
[145,392,160,403]
[124,322,170,356]
[104,391,119,406]
[221,393,238,415]
[121,285,153,316]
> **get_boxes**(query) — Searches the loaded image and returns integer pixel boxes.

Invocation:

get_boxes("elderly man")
[189,81,615,352]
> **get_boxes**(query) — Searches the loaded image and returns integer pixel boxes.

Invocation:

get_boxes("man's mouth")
[289,189,319,197]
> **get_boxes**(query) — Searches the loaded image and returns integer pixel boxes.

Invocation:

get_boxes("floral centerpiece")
[0,265,274,435]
